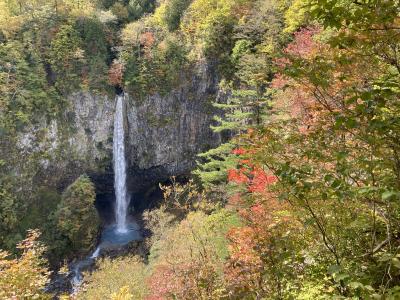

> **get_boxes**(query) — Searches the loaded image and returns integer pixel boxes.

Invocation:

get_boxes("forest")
[1,0,400,299]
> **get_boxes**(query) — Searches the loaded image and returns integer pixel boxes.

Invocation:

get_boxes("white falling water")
[113,94,129,233]
[90,246,101,259]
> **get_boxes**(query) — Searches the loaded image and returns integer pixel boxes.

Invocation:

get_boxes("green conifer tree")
[194,84,268,188]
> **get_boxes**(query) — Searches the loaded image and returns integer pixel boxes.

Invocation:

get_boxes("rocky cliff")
[38,62,222,194]
[125,63,221,191]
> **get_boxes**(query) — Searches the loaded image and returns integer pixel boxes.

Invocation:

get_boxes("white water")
[71,246,101,294]
[113,94,129,233]
[90,246,101,259]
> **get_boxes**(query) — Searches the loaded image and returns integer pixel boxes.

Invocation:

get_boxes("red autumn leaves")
[228,148,277,193]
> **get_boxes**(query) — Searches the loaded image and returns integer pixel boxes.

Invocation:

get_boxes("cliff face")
[16,92,115,193]
[66,92,115,168]
[40,62,222,193]
[125,63,221,191]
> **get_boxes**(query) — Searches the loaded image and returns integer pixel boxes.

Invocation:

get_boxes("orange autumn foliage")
[225,190,299,298]
[108,61,124,86]
[140,31,156,49]
[146,261,221,300]
[224,152,300,298]
[272,26,384,135]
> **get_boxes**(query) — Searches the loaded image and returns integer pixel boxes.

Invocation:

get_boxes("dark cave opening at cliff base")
[93,174,190,248]
[93,172,191,222]
[115,85,123,96]
[95,182,164,226]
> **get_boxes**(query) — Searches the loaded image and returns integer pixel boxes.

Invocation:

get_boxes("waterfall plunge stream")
[114,94,129,233]
[69,94,141,294]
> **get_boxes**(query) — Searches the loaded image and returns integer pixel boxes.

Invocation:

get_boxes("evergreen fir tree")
[194,85,268,188]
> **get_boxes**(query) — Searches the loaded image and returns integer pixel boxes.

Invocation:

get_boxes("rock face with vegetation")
[125,62,221,190]
[53,64,220,192]
[14,66,221,193]
[65,92,115,172]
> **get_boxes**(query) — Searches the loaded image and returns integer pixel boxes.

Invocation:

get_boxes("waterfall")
[113,94,129,233]
[66,99,140,293]
[90,247,101,259]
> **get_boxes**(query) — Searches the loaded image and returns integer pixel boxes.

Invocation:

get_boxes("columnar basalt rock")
[24,62,222,194]
[124,63,222,191]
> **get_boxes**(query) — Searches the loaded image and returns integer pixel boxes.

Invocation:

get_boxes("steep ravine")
[42,62,223,295]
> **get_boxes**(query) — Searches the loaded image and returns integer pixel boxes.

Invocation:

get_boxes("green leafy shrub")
[49,24,85,93]
[154,0,192,31]
[75,17,111,91]
[53,175,99,256]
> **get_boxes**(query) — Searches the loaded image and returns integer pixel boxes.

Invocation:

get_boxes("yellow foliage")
[111,286,133,300]
[121,20,146,47]
[67,2,95,18]
[284,0,309,32]
[152,2,168,27]
[0,0,24,37]
[0,230,51,299]
[180,0,251,57]
[79,256,147,300]
[0,0,95,38]
[182,0,233,35]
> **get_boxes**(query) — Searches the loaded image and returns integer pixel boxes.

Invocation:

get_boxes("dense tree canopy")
[1,0,400,298]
